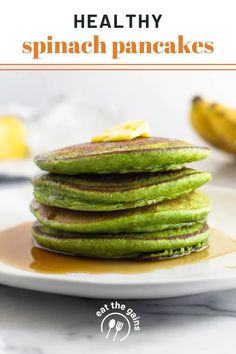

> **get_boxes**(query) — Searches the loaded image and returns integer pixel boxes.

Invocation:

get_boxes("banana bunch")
[190,96,236,154]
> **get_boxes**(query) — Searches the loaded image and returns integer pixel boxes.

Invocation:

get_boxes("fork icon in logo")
[113,321,124,341]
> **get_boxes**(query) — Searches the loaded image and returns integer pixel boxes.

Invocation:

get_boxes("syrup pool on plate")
[0,222,236,274]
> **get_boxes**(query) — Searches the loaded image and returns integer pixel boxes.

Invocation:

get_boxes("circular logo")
[101,312,131,342]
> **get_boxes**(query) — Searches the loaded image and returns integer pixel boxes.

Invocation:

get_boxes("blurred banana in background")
[0,115,29,160]
[191,97,236,154]
[1,98,236,161]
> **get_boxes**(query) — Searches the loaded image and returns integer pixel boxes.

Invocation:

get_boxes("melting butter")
[91,120,151,142]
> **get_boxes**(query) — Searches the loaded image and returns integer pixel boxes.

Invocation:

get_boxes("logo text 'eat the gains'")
[96,301,141,342]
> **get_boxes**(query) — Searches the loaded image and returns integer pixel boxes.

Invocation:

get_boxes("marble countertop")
[0,285,236,354]
[0,151,236,354]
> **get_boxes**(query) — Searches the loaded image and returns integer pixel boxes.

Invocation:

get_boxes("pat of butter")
[92,120,151,142]
[0,115,29,160]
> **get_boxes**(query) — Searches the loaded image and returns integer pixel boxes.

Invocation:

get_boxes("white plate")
[0,184,236,299]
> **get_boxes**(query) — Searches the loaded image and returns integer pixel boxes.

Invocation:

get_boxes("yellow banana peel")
[0,115,29,160]
[190,97,236,154]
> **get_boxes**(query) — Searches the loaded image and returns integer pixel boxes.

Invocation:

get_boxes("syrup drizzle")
[0,222,235,274]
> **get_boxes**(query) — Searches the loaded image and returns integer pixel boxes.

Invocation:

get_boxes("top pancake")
[34,137,209,174]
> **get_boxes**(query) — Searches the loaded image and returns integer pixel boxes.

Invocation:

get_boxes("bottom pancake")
[32,222,209,260]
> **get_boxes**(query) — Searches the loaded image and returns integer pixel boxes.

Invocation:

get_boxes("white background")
[0,70,236,144]
[0,0,235,63]
[0,0,236,175]
[1,5,236,354]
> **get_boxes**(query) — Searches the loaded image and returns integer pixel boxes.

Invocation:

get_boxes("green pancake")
[33,168,211,211]
[32,222,209,260]
[30,190,211,234]
[34,137,210,174]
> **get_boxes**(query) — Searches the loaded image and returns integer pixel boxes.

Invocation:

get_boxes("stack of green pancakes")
[31,137,212,260]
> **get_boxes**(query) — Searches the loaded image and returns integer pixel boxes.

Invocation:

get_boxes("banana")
[191,97,219,146]
[190,96,236,154]
[0,115,29,160]
[207,104,236,153]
